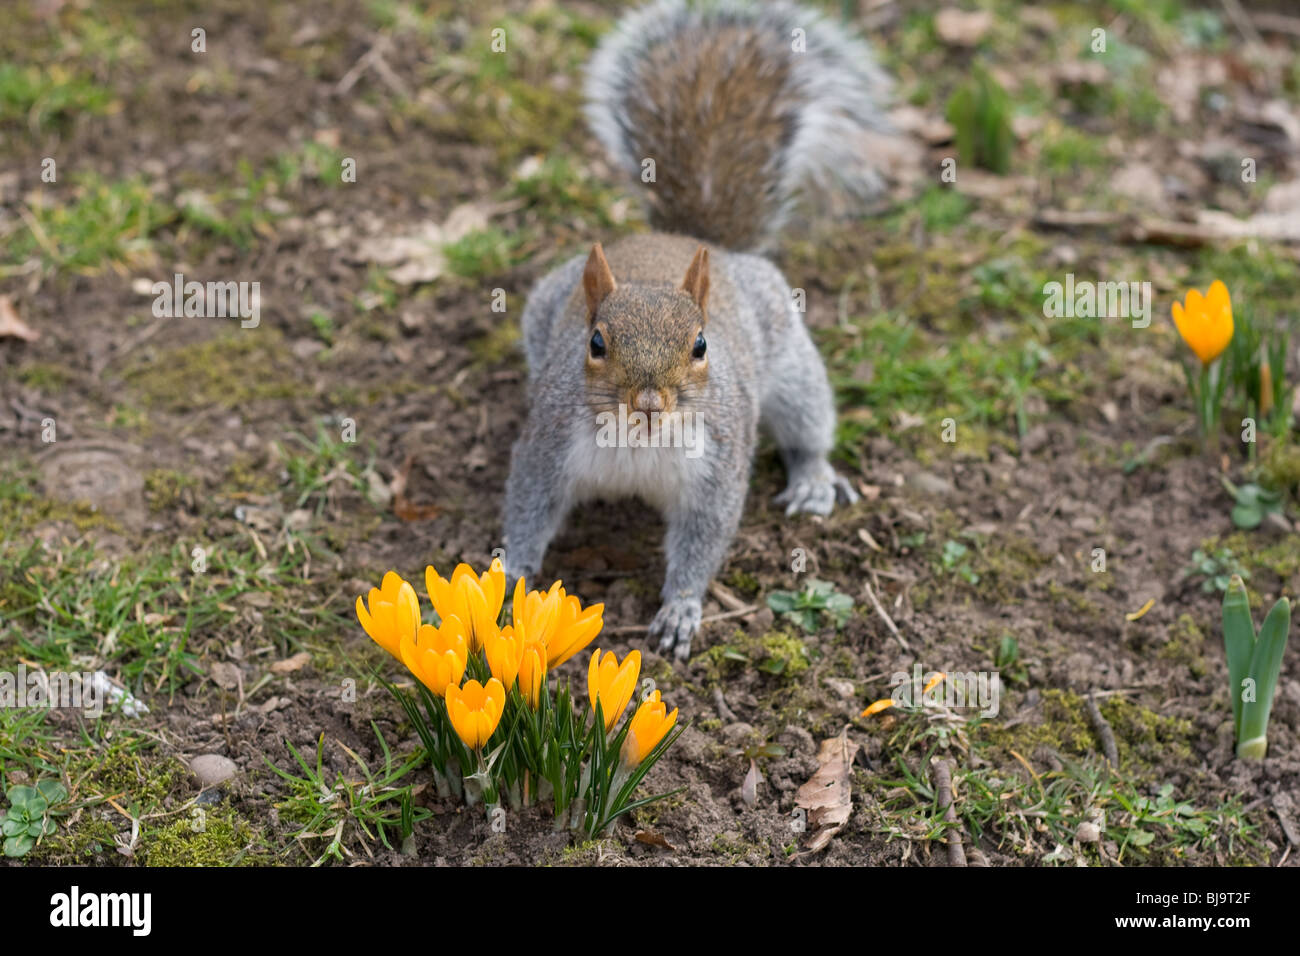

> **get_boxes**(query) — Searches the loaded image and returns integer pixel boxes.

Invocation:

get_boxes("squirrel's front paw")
[775,466,859,517]
[649,597,702,661]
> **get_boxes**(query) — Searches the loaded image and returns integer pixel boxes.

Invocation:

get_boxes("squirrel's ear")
[681,245,710,314]
[583,243,617,322]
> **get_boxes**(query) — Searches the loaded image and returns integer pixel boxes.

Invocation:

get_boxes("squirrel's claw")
[649,597,702,661]
[775,469,859,517]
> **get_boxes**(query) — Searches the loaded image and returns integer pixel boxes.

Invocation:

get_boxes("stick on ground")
[1086,688,1120,768]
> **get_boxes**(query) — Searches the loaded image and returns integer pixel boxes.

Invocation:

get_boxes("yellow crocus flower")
[517,637,548,709]
[355,571,421,660]
[399,617,468,696]
[445,678,506,750]
[426,558,505,653]
[1172,280,1233,366]
[484,624,525,691]
[621,690,678,768]
[588,648,640,731]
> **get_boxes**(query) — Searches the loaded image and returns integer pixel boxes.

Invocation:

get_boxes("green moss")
[143,469,199,512]
[126,332,307,413]
[1211,532,1300,584]
[1261,441,1300,495]
[30,815,119,865]
[16,363,73,390]
[470,317,522,363]
[141,805,272,866]
[0,463,116,538]
[980,689,1196,774]
[222,454,278,495]
[698,628,810,680]
[1159,613,1209,677]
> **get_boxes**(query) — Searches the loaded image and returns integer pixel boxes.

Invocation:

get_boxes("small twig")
[863,581,909,651]
[1220,0,1265,49]
[931,758,967,867]
[604,603,758,636]
[1086,689,1120,769]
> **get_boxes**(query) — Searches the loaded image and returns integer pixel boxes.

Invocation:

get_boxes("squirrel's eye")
[692,332,707,360]
[589,329,606,359]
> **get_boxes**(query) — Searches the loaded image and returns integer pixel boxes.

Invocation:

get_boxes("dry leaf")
[741,758,762,808]
[270,651,312,675]
[0,296,38,342]
[209,661,242,691]
[934,8,992,46]
[794,727,860,854]
[351,202,501,285]
[389,454,441,521]
[634,829,676,850]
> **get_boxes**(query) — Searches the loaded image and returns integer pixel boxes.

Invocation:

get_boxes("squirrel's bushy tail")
[584,0,893,252]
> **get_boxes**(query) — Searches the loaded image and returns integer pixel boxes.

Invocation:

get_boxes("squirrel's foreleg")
[650,464,748,660]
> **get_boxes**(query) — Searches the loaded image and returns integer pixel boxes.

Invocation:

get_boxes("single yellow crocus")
[588,648,640,731]
[621,690,678,768]
[426,558,505,653]
[355,571,421,660]
[1171,280,1233,366]
[399,617,468,696]
[445,678,506,750]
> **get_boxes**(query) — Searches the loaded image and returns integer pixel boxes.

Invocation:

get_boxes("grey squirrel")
[502,0,893,659]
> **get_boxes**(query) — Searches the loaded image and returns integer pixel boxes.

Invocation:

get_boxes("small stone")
[721,722,755,745]
[1076,821,1102,843]
[907,471,953,496]
[190,754,238,787]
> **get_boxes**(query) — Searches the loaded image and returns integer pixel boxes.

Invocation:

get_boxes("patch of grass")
[443,226,523,279]
[419,7,602,167]
[277,420,372,514]
[946,64,1014,175]
[915,186,971,232]
[5,176,170,275]
[269,727,430,866]
[0,63,116,129]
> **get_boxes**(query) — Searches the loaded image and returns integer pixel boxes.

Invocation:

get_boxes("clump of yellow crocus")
[445,678,506,750]
[427,559,505,653]
[588,648,640,731]
[1172,280,1233,366]
[400,618,468,696]
[621,690,678,768]
[356,571,421,660]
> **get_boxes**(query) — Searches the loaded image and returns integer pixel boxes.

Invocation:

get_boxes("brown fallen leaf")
[794,726,860,855]
[390,454,441,521]
[270,651,312,675]
[634,829,676,850]
[208,661,242,691]
[0,296,38,342]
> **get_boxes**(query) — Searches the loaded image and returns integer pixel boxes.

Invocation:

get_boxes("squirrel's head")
[580,242,710,418]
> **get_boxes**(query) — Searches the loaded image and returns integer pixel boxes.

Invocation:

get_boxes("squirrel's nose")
[631,388,665,413]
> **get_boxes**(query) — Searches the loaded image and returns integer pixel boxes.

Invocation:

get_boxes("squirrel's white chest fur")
[563,421,711,513]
